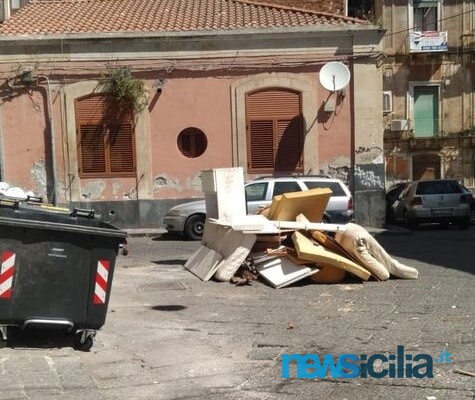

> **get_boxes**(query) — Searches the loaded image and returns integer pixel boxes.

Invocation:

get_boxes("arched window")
[245,88,303,173]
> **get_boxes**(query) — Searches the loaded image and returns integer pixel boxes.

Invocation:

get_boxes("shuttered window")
[75,94,136,177]
[246,89,303,174]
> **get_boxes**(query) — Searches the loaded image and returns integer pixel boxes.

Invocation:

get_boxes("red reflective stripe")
[0,266,13,284]
[1,251,14,263]
[93,293,103,304]
[95,273,107,291]
[0,251,15,299]
[93,259,110,305]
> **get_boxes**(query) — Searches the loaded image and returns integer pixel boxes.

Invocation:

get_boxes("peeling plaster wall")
[1,91,49,194]
[79,178,137,201]
[320,157,352,188]
[29,159,47,197]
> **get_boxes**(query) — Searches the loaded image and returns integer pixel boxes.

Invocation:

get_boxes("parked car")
[385,182,410,224]
[391,179,472,229]
[163,175,354,240]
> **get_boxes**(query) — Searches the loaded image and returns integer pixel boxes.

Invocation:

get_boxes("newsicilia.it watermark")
[282,346,452,379]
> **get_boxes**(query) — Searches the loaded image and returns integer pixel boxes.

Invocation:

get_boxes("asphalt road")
[0,225,474,399]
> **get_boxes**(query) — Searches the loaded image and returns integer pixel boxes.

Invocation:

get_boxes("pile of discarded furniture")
[185,168,418,288]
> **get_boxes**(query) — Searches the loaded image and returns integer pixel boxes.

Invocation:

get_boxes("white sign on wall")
[409,31,448,52]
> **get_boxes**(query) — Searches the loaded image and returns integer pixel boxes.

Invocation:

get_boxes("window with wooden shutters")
[75,94,136,177]
[246,89,303,174]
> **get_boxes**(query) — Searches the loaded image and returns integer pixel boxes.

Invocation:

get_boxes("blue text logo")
[282,346,452,379]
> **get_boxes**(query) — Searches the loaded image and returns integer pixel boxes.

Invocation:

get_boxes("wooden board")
[267,188,332,222]
[291,231,372,281]
[295,213,363,267]
[255,256,318,289]
[186,220,256,282]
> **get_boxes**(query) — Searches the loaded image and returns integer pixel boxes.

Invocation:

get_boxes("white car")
[163,175,354,240]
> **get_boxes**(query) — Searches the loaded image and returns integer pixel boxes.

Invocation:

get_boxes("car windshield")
[416,180,463,195]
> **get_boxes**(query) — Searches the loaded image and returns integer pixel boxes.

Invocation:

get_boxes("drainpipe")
[37,75,57,205]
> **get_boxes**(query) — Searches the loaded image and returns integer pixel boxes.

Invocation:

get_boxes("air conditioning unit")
[383,91,392,113]
[390,119,410,131]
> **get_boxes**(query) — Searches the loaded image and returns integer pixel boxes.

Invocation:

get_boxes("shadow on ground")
[1,327,78,350]
[152,259,186,266]
[152,232,190,242]
[374,224,474,275]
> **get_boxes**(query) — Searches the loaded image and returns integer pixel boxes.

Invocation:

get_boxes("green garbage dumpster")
[0,198,126,350]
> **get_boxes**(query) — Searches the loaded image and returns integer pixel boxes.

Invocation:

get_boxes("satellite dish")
[319,62,351,92]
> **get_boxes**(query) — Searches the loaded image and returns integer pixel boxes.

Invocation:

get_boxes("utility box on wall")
[201,167,247,222]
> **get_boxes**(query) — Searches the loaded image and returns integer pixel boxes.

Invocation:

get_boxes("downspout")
[37,76,57,205]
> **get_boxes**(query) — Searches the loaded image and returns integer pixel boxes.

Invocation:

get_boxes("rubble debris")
[229,264,257,286]
[184,167,418,288]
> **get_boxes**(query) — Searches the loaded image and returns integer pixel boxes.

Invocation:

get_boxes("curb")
[125,228,167,237]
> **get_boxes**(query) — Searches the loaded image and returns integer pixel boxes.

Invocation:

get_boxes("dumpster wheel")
[74,330,96,351]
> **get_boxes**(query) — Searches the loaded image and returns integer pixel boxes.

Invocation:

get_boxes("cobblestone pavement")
[0,226,473,399]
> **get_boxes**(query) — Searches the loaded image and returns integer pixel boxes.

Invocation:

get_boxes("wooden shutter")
[249,120,274,170]
[109,124,135,173]
[246,89,303,173]
[75,94,135,177]
[275,118,303,171]
[79,125,106,174]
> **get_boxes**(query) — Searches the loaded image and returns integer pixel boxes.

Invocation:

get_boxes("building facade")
[378,0,475,188]
[0,0,385,228]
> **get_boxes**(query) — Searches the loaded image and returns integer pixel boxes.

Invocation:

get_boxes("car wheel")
[404,210,417,229]
[184,214,205,240]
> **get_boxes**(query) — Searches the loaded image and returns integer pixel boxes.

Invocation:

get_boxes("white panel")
[201,168,247,223]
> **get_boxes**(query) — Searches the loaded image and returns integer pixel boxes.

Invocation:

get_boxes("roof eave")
[0,24,383,42]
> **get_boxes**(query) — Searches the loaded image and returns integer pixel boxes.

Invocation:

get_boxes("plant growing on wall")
[98,67,148,114]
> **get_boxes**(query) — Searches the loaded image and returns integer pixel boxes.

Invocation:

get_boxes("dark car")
[461,185,475,223]
[385,182,410,224]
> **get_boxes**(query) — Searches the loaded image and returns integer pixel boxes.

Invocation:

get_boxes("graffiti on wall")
[354,164,384,191]
[355,146,383,165]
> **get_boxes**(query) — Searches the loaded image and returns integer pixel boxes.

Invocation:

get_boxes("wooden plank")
[291,231,372,281]
[268,188,332,222]
[295,213,364,267]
